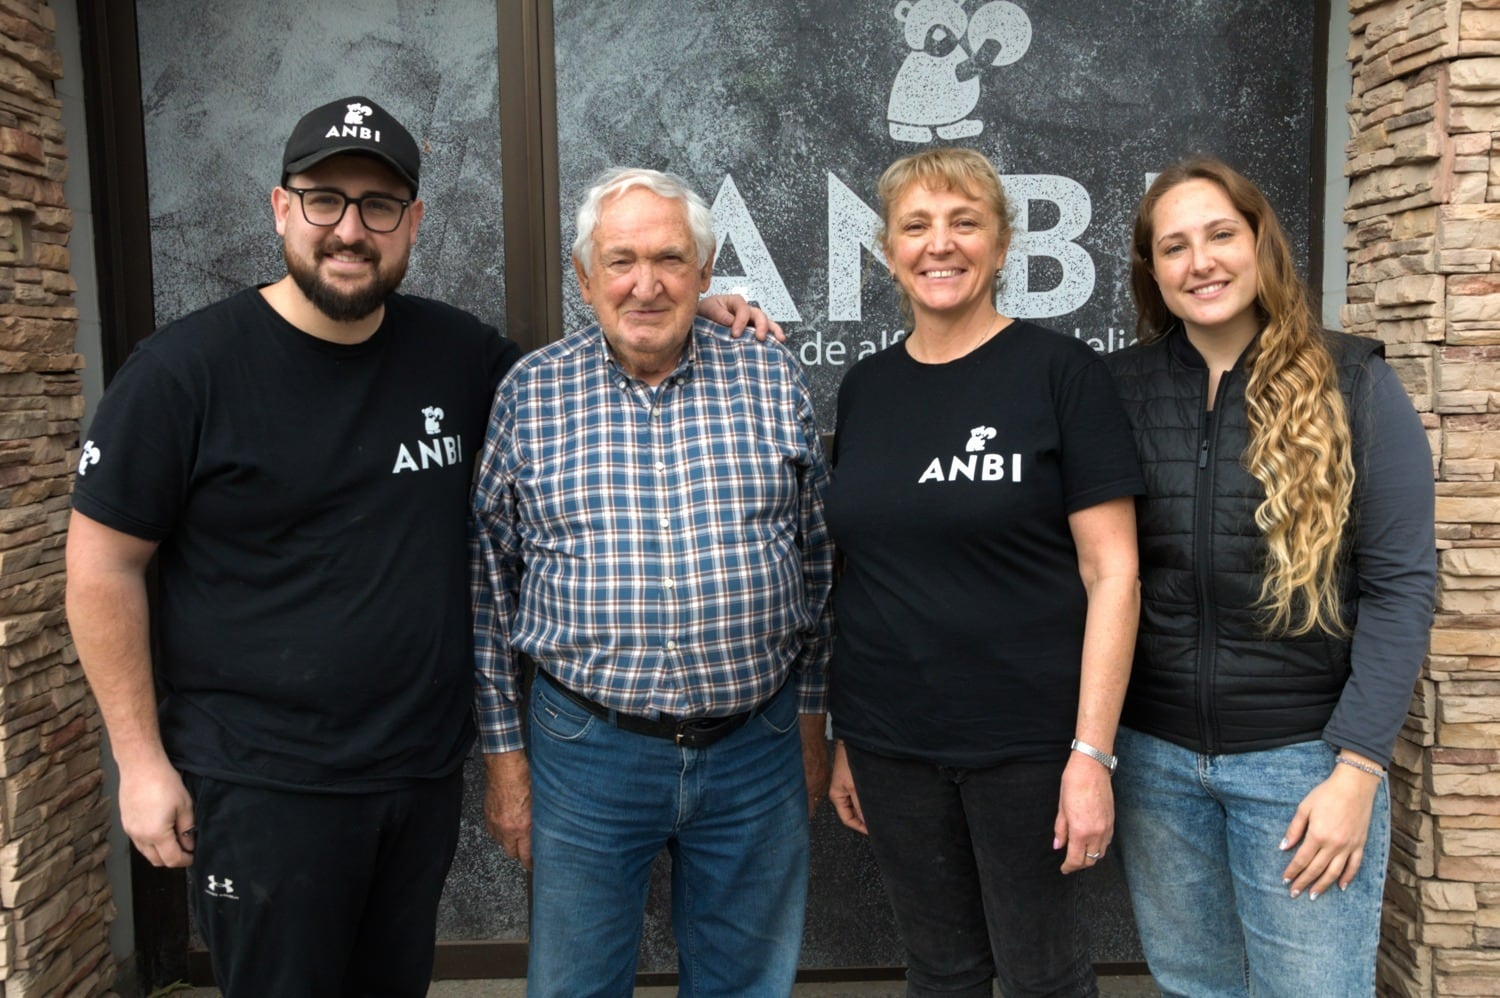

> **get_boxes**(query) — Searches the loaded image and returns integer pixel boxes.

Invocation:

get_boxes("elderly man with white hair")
[472,167,833,996]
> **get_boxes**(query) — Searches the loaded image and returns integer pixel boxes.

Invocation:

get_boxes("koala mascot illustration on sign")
[887,0,1032,143]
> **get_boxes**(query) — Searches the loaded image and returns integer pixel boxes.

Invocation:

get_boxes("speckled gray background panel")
[136,0,506,333]
[554,0,1316,431]
[440,751,528,941]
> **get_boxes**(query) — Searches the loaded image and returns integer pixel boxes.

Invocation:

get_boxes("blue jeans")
[1114,727,1389,998]
[843,745,1098,998]
[525,673,809,997]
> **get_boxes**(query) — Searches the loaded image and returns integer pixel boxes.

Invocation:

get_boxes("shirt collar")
[594,320,701,388]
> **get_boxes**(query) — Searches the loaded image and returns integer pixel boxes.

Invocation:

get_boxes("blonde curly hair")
[1130,156,1354,637]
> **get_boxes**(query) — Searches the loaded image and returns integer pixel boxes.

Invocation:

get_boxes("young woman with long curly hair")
[1105,156,1436,997]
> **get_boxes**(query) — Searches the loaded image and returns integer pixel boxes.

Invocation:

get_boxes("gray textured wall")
[554,0,1317,430]
[137,0,505,329]
[136,0,1317,975]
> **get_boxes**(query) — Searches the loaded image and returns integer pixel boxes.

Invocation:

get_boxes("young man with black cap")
[64,96,769,995]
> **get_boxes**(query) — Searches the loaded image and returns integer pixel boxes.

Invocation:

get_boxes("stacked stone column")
[1344,1,1500,994]
[0,1,116,995]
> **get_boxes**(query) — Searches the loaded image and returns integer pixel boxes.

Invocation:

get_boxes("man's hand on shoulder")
[483,749,534,870]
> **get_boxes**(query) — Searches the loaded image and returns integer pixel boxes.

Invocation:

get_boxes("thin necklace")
[910,318,1004,363]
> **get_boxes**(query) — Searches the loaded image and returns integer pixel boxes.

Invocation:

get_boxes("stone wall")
[1343,0,1500,995]
[0,1,115,996]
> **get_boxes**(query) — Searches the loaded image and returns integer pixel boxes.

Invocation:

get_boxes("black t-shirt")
[72,288,522,791]
[824,321,1143,767]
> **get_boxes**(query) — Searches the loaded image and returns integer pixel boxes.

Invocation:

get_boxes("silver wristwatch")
[1070,738,1118,774]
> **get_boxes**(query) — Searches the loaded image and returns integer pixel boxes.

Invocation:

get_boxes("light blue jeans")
[1114,727,1389,998]
[525,672,809,997]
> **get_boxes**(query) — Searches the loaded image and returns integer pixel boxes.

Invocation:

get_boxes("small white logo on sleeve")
[205,875,239,900]
[77,440,101,476]
[965,425,997,452]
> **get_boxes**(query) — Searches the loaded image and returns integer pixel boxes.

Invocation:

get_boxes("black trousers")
[843,746,1098,998]
[184,769,463,998]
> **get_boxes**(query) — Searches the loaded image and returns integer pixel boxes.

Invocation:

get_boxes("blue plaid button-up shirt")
[472,318,834,754]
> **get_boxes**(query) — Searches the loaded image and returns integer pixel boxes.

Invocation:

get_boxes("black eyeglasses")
[284,186,412,233]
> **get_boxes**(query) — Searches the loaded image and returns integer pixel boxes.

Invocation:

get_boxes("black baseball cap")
[281,96,420,194]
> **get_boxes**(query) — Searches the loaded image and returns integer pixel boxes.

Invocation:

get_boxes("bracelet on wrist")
[1335,755,1386,778]
[1070,738,1118,774]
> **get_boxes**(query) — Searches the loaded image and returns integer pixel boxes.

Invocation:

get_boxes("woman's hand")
[1055,753,1114,874]
[1279,754,1382,899]
[829,741,868,834]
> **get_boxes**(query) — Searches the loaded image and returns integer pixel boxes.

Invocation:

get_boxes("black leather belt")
[539,671,776,749]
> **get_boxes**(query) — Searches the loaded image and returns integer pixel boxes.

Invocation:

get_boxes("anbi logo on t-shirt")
[917,424,1022,483]
[392,405,463,474]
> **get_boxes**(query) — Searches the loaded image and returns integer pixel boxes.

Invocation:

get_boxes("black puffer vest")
[1105,328,1383,755]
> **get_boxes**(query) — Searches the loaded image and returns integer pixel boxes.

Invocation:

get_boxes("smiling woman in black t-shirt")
[824,147,1143,998]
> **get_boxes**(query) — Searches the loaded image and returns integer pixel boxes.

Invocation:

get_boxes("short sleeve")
[1056,349,1146,513]
[71,346,201,541]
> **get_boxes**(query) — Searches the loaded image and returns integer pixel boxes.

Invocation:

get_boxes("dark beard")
[285,238,407,322]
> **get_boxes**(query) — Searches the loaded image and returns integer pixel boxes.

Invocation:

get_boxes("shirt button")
[666,640,678,651]
[660,517,670,527]
[655,462,666,473]
[663,578,675,589]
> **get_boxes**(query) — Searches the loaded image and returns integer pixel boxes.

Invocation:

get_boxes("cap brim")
[283,146,418,194]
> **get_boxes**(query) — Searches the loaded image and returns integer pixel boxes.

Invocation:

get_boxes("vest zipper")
[1193,370,1233,754]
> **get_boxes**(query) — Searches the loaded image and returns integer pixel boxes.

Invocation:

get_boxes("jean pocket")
[755,683,798,736]
[530,679,597,743]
